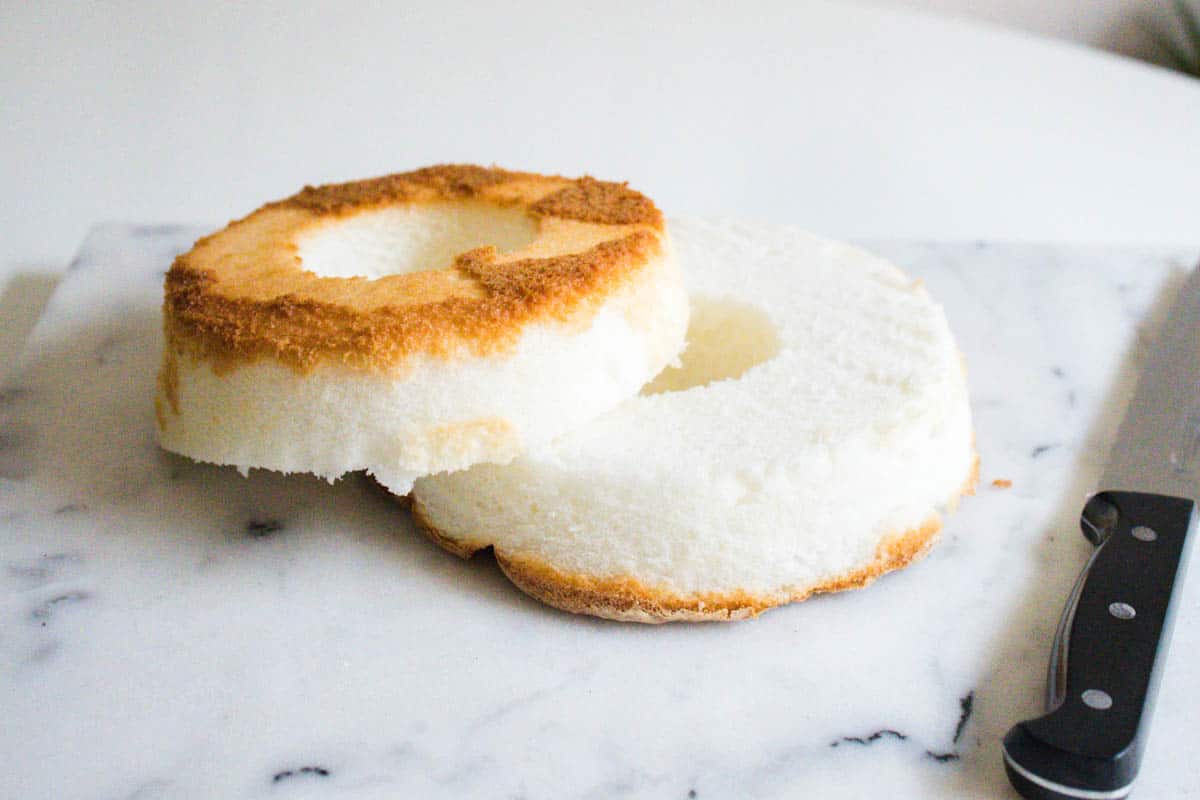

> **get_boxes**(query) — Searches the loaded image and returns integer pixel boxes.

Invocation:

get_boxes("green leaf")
[1173,0,1200,76]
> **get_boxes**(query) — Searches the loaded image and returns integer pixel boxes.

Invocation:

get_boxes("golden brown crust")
[407,452,980,623]
[274,165,532,215]
[494,551,775,622]
[529,177,662,227]
[493,518,942,623]
[153,345,180,430]
[163,165,666,375]
[407,499,940,623]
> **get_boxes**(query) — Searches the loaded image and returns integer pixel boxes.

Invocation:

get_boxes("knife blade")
[1002,264,1200,800]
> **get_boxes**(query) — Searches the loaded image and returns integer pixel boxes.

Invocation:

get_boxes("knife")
[1002,264,1200,800]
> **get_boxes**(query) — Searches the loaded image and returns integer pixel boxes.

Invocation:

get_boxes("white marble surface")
[2,225,1199,799]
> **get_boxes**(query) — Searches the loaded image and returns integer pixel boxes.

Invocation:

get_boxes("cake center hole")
[642,295,781,395]
[298,202,539,280]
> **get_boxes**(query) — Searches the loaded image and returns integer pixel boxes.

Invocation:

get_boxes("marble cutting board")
[2,225,1198,800]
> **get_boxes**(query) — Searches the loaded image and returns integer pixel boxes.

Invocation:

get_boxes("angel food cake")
[156,165,975,623]
[155,166,688,493]
[405,217,977,622]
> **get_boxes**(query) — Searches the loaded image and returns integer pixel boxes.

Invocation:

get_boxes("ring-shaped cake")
[407,217,977,622]
[156,165,688,491]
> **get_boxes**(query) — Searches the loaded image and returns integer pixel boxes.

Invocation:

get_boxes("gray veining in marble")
[1,225,1198,799]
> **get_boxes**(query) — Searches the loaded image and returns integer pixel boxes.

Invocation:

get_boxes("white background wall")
[3,0,1197,272]
[875,0,1183,66]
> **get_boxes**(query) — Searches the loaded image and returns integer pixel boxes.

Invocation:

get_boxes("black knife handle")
[1003,491,1196,800]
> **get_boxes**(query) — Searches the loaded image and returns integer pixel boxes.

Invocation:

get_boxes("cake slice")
[404,217,977,622]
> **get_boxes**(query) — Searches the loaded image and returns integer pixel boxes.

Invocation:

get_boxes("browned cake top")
[163,165,666,374]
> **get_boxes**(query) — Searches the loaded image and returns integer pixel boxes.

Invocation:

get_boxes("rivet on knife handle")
[1002,491,1196,800]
